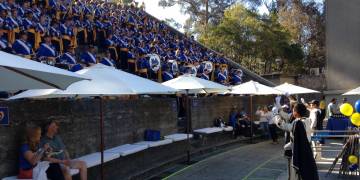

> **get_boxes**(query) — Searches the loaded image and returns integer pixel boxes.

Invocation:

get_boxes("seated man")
[37,34,57,65]
[41,120,87,180]
[12,31,33,59]
[80,45,97,67]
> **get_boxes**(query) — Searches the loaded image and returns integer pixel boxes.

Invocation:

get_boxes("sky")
[135,0,189,31]
[135,0,269,32]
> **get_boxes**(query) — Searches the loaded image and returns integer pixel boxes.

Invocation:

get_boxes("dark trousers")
[269,124,278,142]
[46,163,64,180]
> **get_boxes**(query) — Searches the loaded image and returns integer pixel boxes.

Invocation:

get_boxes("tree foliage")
[159,0,325,74]
[243,0,325,69]
[158,0,238,35]
[199,4,304,74]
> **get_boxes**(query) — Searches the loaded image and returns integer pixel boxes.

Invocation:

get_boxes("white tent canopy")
[9,64,178,99]
[343,86,360,95]
[274,82,320,95]
[162,74,229,94]
[230,80,283,95]
[0,51,87,91]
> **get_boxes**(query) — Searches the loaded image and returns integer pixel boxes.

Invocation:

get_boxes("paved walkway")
[164,139,359,180]
[165,141,286,180]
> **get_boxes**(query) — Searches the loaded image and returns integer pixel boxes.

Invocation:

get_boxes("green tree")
[242,0,325,69]
[158,0,237,36]
[199,4,304,74]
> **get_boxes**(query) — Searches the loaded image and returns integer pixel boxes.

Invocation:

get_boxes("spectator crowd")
[0,0,244,85]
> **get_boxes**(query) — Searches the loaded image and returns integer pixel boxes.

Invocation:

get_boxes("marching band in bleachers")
[0,0,244,85]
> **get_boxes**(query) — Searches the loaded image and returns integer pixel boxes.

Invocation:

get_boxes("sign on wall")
[0,107,9,125]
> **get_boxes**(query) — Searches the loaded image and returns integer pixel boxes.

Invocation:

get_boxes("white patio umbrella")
[162,74,229,163]
[230,80,282,142]
[9,64,178,180]
[274,82,320,95]
[0,51,87,91]
[162,74,230,94]
[230,80,283,95]
[9,64,177,99]
[343,86,360,95]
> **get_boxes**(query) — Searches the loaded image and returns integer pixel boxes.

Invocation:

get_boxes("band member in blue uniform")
[57,45,77,70]
[162,65,173,82]
[100,50,115,67]
[200,69,210,81]
[137,49,149,78]
[0,29,11,53]
[217,67,227,85]
[104,34,118,62]
[12,31,32,59]
[22,11,36,49]
[60,18,74,52]
[37,34,57,65]
[231,69,243,85]
[80,45,97,66]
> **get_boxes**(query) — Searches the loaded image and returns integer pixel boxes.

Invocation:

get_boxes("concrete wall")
[191,96,274,129]
[326,0,360,91]
[0,98,178,178]
[297,74,327,91]
[0,96,274,179]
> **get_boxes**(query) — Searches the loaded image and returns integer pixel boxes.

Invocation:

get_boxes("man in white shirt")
[327,98,337,118]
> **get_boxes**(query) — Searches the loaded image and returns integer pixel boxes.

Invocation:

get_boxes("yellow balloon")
[351,113,360,127]
[349,155,358,164]
[340,103,354,116]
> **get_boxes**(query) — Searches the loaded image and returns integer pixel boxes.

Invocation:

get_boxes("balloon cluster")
[348,155,359,171]
[340,100,360,126]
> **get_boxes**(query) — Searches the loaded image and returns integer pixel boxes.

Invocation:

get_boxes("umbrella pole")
[250,95,253,143]
[186,89,191,164]
[100,97,104,180]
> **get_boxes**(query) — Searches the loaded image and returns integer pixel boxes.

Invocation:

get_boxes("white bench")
[134,139,173,148]
[75,152,120,168]
[104,144,148,157]
[2,177,31,180]
[193,127,224,134]
[2,168,80,180]
[223,126,234,132]
[164,133,193,142]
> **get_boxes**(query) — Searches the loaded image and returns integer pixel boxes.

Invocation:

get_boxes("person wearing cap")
[4,8,20,44]
[22,11,36,49]
[0,28,11,52]
[231,69,243,85]
[200,68,210,80]
[136,49,149,78]
[104,33,118,62]
[60,18,74,52]
[37,33,57,65]
[100,50,116,67]
[57,45,78,69]
[162,65,173,82]
[41,120,87,180]
[216,66,227,85]
[80,45,97,66]
[12,31,33,58]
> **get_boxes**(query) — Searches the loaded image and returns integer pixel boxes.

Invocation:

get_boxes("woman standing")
[256,106,272,139]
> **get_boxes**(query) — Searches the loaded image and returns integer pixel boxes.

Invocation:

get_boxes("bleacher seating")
[0,0,244,87]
